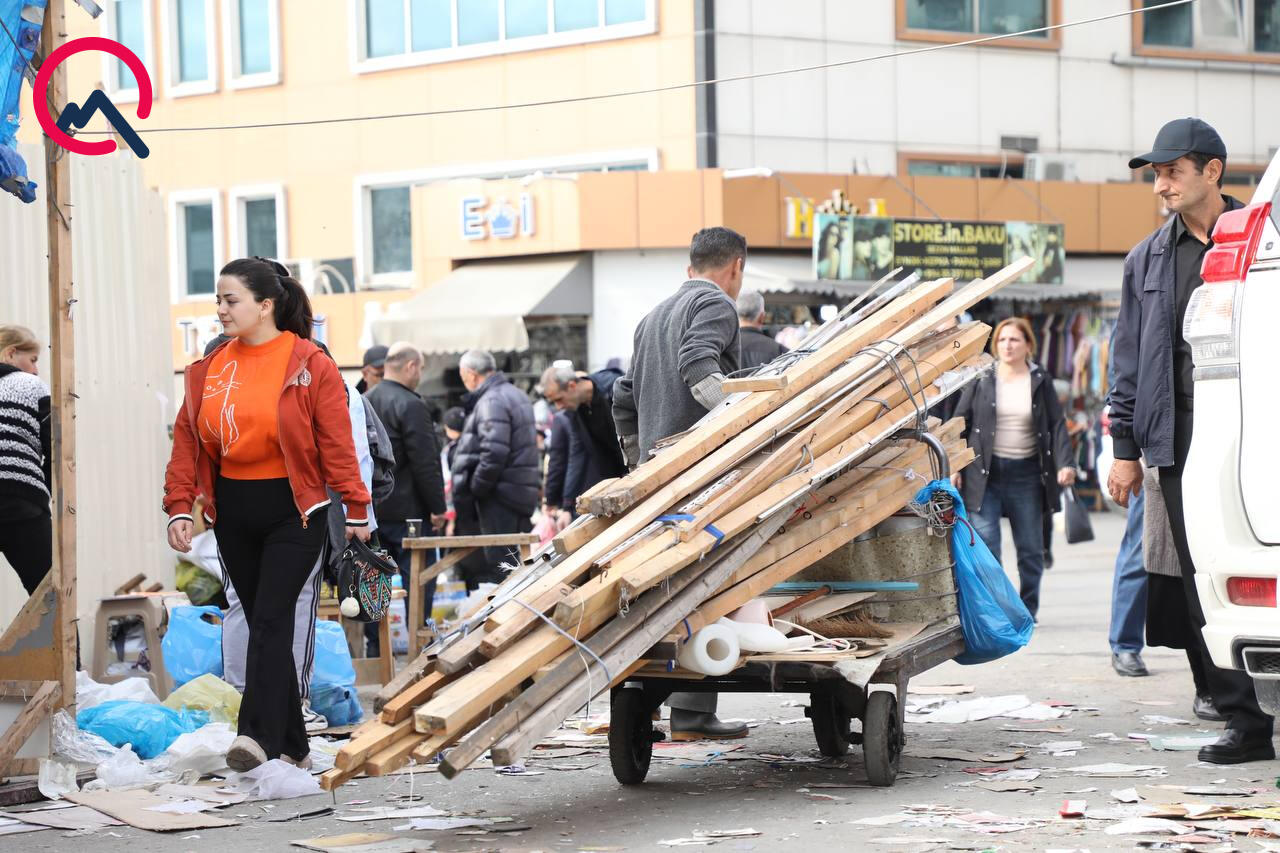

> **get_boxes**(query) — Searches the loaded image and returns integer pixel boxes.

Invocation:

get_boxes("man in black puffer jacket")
[452,350,540,581]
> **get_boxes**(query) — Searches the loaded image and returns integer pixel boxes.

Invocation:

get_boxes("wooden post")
[41,0,77,708]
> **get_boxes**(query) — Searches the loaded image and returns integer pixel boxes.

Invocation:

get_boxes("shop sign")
[460,193,536,241]
[812,214,1064,284]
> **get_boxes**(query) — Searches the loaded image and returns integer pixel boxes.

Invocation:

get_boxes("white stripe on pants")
[219,544,322,699]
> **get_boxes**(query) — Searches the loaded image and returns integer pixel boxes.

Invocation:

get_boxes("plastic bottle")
[387,574,409,655]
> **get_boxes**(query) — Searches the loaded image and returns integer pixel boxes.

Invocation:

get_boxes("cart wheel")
[862,691,901,787]
[610,687,656,785]
[808,690,851,757]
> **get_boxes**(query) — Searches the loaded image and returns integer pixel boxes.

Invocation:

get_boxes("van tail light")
[1201,202,1271,284]
[1185,201,1272,370]
[1227,576,1277,607]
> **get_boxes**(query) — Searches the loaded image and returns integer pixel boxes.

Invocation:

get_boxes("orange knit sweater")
[197,332,295,479]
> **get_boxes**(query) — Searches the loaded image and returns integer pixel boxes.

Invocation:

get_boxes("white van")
[1184,154,1280,713]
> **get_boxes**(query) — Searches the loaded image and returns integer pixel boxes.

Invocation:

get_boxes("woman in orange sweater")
[164,257,371,771]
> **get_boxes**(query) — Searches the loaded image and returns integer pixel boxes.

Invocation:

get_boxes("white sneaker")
[226,735,267,772]
[301,700,329,733]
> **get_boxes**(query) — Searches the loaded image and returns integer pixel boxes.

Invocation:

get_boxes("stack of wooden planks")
[320,258,1031,789]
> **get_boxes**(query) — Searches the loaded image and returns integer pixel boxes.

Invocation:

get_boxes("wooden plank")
[378,670,451,725]
[721,375,787,393]
[407,549,425,660]
[113,574,146,596]
[43,0,76,708]
[416,548,472,588]
[363,733,429,776]
[409,731,454,764]
[0,575,61,682]
[403,534,539,549]
[373,653,436,714]
[0,681,60,778]
[334,718,415,771]
[0,758,41,779]
[435,630,486,675]
[553,514,610,557]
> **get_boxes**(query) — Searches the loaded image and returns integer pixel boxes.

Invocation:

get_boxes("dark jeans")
[366,520,437,655]
[1109,487,1148,654]
[972,456,1046,618]
[475,499,532,588]
[1159,409,1272,737]
[213,477,326,761]
[0,511,51,595]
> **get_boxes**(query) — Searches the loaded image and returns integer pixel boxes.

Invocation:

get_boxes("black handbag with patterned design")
[336,536,399,622]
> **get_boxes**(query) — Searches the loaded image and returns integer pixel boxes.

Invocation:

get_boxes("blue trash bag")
[912,479,1034,665]
[308,620,362,725]
[77,700,209,759]
[161,605,224,688]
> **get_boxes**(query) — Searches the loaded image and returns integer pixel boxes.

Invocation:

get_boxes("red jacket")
[164,335,371,528]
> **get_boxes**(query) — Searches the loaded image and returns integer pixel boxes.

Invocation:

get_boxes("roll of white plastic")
[676,623,740,676]
[718,617,791,653]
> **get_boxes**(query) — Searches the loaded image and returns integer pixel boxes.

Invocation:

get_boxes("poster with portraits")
[812,216,1065,285]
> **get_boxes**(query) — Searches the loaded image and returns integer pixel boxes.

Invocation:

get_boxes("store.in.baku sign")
[812,214,1065,285]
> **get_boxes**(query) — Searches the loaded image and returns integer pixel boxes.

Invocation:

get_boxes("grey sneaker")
[226,735,267,772]
[301,700,329,733]
[280,752,313,771]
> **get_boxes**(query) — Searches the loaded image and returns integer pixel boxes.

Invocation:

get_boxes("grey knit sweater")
[613,279,740,457]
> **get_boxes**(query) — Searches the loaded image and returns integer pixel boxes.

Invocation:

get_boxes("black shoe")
[1043,550,1054,570]
[1197,729,1275,764]
[1194,694,1228,722]
[669,709,749,742]
[1112,651,1149,677]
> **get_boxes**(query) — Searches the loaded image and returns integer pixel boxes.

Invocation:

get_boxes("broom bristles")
[799,610,893,639]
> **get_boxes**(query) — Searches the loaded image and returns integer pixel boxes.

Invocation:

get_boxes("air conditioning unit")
[1025,154,1078,182]
[279,258,357,295]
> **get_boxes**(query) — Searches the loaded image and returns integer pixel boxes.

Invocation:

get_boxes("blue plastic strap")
[657,514,725,549]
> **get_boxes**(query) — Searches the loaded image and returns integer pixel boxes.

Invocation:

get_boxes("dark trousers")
[1109,487,1148,654]
[366,520,437,654]
[972,456,1047,618]
[214,477,327,761]
[475,499,531,588]
[1159,409,1272,737]
[0,511,51,595]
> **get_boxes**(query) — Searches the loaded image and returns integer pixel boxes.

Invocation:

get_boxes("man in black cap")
[356,345,388,395]
[1109,117,1274,764]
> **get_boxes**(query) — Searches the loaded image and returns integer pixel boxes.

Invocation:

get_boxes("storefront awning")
[372,254,592,355]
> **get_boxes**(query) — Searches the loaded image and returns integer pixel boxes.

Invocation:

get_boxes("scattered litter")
[0,805,120,832]
[906,695,1066,724]
[652,742,745,761]
[1001,724,1074,734]
[267,806,334,822]
[658,828,761,846]
[1104,817,1195,836]
[143,799,215,815]
[337,806,448,822]
[1053,763,1167,778]
[1141,715,1192,727]
[1058,800,1087,818]
[290,833,432,853]
[494,764,544,776]
[905,747,1024,763]
[1112,788,1140,803]
[908,685,975,696]
[974,779,1040,793]
[37,759,79,799]
[1092,732,1124,741]
[64,789,237,831]
[223,759,321,800]
[94,745,156,789]
[1147,734,1220,752]
[391,817,495,831]
[160,723,236,776]
[1130,700,1176,707]
[76,701,209,760]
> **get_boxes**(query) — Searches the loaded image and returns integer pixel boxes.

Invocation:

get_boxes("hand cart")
[606,430,965,788]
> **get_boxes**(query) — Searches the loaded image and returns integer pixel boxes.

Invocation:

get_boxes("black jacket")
[1108,196,1242,468]
[738,326,786,371]
[452,372,540,515]
[952,362,1074,515]
[575,368,628,483]
[544,410,587,511]
[363,379,446,522]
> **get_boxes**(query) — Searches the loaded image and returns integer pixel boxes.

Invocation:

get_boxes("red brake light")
[1201,202,1272,284]
[1227,576,1277,607]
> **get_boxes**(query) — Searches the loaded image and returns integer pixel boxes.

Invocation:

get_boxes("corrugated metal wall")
[0,147,172,670]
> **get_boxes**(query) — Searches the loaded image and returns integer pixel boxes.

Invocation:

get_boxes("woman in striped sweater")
[0,325,51,595]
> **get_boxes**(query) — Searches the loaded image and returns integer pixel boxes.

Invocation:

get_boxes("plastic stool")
[92,594,175,699]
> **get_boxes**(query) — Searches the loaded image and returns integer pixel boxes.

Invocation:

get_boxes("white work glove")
[690,372,729,412]
[620,433,641,470]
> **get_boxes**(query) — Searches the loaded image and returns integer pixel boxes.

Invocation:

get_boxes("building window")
[230,185,289,261]
[170,191,224,300]
[354,0,655,70]
[898,0,1060,48]
[368,185,413,279]
[1138,0,1280,59]
[102,0,154,101]
[901,154,1026,179]
[224,0,281,88]
[164,0,217,97]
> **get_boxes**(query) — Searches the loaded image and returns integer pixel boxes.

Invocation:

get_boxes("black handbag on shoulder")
[336,536,400,622]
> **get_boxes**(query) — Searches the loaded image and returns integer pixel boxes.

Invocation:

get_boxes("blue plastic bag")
[912,479,1034,665]
[162,605,224,687]
[76,700,209,759]
[308,620,362,725]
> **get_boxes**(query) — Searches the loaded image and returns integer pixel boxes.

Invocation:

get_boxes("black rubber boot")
[669,709,749,741]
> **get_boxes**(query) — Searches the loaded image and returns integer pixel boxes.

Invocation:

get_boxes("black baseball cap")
[1129,117,1227,170]
[362,345,388,368]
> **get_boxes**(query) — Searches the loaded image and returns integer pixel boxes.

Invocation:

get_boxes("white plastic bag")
[95,745,158,788]
[37,758,79,799]
[51,709,119,766]
[160,723,235,776]
[224,759,320,800]
[76,671,161,710]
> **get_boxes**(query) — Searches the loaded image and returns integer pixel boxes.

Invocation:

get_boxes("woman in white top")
[952,317,1076,620]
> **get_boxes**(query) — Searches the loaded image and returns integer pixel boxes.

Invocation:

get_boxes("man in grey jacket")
[613,226,746,741]
[1108,117,1273,764]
